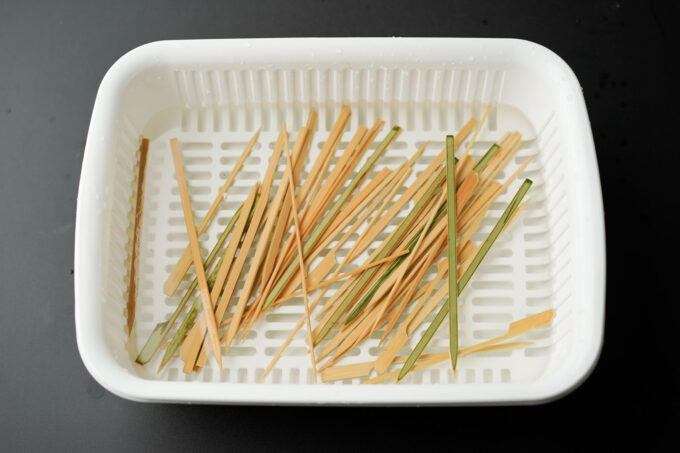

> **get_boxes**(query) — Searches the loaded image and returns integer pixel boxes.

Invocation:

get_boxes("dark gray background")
[1,0,677,450]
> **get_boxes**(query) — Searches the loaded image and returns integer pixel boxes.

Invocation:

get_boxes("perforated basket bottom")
[112,103,566,385]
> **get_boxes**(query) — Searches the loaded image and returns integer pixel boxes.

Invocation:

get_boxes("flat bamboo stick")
[163,129,260,296]
[170,139,222,370]
[126,137,149,335]
[281,125,318,382]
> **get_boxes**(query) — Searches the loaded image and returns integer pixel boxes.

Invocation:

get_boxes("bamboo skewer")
[446,135,459,373]
[460,104,492,161]
[170,139,222,369]
[281,125,318,382]
[371,189,448,332]
[397,179,533,381]
[227,127,309,340]
[261,126,401,312]
[321,342,532,383]
[259,114,318,295]
[139,108,541,385]
[164,129,260,296]
[178,183,259,370]
[126,138,149,335]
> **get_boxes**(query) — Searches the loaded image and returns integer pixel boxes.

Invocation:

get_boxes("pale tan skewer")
[316,193,441,320]
[259,112,319,291]
[454,155,474,184]
[273,251,410,304]
[242,163,396,343]
[299,120,380,234]
[373,188,528,374]
[266,168,394,307]
[255,168,415,381]
[126,138,149,335]
[258,134,466,382]
[169,139,223,370]
[163,129,260,296]
[216,129,287,357]
[179,182,259,365]
[186,126,286,371]
[273,168,391,301]
[474,132,521,196]
[266,119,381,291]
[377,230,449,346]
[321,230,450,369]
[334,169,476,343]
[214,126,309,346]
[347,118,478,262]
[316,208,448,363]
[257,124,369,307]
[281,125,318,382]
[238,166,389,339]
[370,169,479,335]
[322,342,532,383]
[230,126,313,342]
[372,310,554,383]
[460,104,492,162]
[266,117,371,284]
[296,107,352,218]
[371,189,448,332]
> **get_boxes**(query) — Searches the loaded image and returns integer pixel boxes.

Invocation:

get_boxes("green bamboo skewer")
[446,135,458,373]
[314,166,447,345]
[157,197,260,370]
[472,144,500,173]
[135,205,242,365]
[135,196,258,365]
[344,201,448,324]
[344,233,420,323]
[261,126,401,312]
[397,178,533,382]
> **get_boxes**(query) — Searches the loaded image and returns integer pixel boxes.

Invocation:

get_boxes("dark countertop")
[1,0,676,450]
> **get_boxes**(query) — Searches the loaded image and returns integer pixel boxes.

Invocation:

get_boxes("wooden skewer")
[255,161,419,380]
[454,155,475,184]
[322,342,532,382]
[188,128,287,370]
[264,168,391,313]
[218,127,286,356]
[372,189,448,332]
[462,309,555,356]
[297,107,351,216]
[378,233,448,346]
[225,127,310,344]
[281,125,318,382]
[268,117,368,283]
[460,104,492,161]
[163,129,260,296]
[364,342,534,384]
[241,167,395,341]
[179,183,259,370]
[273,251,410,303]
[126,138,149,335]
[373,185,528,374]
[346,118,477,262]
[259,114,317,294]
[170,138,222,370]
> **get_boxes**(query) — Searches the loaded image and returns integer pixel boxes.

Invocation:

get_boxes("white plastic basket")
[75,38,605,405]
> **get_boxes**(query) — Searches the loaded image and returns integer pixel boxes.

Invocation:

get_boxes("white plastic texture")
[75,38,605,405]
